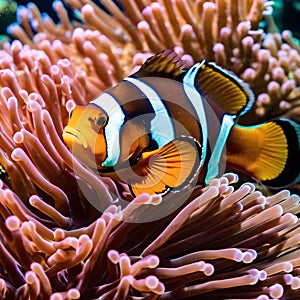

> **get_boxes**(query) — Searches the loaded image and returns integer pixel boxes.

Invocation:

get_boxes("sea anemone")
[1,173,300,299]
[0,0,300,299]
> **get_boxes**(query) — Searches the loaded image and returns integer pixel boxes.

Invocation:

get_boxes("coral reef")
[0,0,17,35]
[0,0,299,299]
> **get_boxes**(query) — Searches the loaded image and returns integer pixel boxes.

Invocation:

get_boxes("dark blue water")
[15,0,75,23]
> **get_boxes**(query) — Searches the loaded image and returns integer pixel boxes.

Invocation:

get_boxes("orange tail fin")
[227,119,300,187]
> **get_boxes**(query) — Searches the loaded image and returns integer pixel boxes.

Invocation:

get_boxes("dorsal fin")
[188,61,254,118]
[133,49,187,79]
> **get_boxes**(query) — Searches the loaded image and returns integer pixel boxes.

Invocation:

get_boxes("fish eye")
[96,116,106,127]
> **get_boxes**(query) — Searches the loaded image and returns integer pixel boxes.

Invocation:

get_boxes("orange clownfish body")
[63,50,300,197]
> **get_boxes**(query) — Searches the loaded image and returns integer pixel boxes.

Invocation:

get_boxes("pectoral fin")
[129,136,202,196]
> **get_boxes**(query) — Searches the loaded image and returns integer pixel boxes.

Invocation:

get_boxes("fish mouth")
[63,126,88,149]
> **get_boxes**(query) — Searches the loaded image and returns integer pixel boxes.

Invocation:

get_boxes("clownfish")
[63,50,300,197]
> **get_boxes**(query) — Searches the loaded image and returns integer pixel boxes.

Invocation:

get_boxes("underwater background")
[1,0,300,36]
[0,0,300,299]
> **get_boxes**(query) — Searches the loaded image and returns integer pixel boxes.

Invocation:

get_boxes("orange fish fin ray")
[130,136,202,196]
[133,49,187,79]
[195,61,254,117]
[227,119,300,187]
